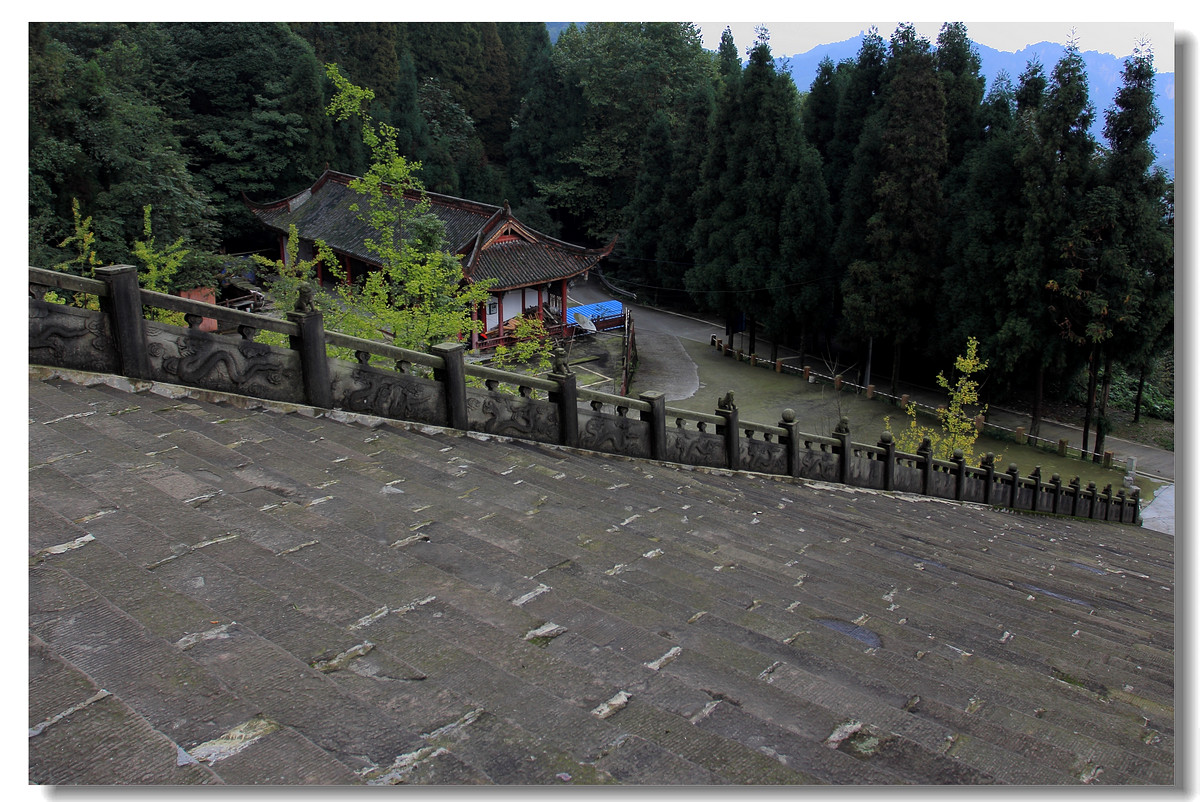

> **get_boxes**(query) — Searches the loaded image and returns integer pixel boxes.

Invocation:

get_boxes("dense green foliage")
[29,21,1172,423]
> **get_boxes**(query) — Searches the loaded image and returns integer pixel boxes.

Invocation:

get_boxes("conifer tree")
[1049,44,1172,459]
[940,74,1027,380]
[802,56,842,168]
[935,22,986,168]
[689,29,829,355]
[827,27,887,217]
[1016,43,1099,442]
[1106,47,1173,426]
[841,25,947,393]
[162,22,334,243]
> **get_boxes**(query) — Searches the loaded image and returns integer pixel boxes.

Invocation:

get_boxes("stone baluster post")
[835,417,852,486]
[878,432,896,491]
[979,453,996,505]
[779,409,801,478]
[917,437,933,496]
[431,342,468,431]
[640,391,666,461]
[95,265,151,380]
[286,289,332,409]
[952,449,966,501]
[716,394,740,470]
[549,350,579,448]
[1049,473,1063,515]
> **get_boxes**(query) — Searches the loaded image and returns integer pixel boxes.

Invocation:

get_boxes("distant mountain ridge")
[777,34,1175,177]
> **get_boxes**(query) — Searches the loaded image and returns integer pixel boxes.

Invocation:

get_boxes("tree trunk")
[863,336,874,396]
[747,314,756,356]
[890,341,901,397]
[1079,345,1099,459]
[1133,364,1146,424]
[1030,365,1044,438]
[1092,352,1113,463]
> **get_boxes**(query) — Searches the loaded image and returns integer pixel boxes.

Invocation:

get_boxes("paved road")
[568,275,1175,532]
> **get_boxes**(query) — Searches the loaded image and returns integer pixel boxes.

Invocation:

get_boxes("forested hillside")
[28,21,1173,437]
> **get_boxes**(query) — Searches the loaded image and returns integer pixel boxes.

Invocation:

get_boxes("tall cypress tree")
[1053,45,1172,459]
[841,25,947,393]
[1105,48,1173,425]
[940,74,1028,384]
[802,56,842,168]
[827,27,887,217]
[689,29,828,355]
[654,80,716,294]
[1017,43,1099,441]
[935,22,986,169]
[622,109,676,295]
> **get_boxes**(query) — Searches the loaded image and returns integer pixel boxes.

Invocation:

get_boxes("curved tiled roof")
[247,171,614,289]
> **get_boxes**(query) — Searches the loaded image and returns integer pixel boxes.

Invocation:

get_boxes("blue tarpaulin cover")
[567,301,623,328]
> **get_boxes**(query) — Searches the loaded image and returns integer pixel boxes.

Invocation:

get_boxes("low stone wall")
[28,266,1141,525]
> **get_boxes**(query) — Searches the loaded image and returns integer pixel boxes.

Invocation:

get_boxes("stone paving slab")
[27,373,1174,785]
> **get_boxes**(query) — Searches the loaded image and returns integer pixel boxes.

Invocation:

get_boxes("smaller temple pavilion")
[247,169,616,350]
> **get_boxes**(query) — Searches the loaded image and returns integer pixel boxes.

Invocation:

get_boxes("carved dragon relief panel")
[665,429,725,469]
[28,300,119,374]
[466,386,560,443]
[145,323,302,402]
[794,446,840,483]
[741,437,787,475]
[577,409,650,459]
[330,360,447,427]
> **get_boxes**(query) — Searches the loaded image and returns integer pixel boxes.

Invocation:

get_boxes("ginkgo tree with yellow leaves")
[256,65,494,359]
[315,63,493,353]
[886,336,994,463]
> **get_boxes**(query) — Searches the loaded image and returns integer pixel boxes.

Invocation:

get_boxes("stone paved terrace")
[28,369,1175,785]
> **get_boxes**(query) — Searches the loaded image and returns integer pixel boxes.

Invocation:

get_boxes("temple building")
[247,169,616,350]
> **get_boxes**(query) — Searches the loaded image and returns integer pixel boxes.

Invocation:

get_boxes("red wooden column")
[497,292,504,342]
[559,279,569,337]
[537,286,544,322]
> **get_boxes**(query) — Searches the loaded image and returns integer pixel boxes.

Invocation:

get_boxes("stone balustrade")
[28,265,1140,524]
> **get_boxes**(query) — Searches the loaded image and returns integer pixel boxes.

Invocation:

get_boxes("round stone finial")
[782,408,795,423]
